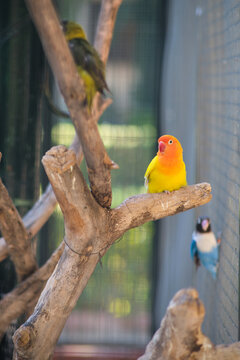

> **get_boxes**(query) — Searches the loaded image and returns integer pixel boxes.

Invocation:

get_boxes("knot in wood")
[13,326,33,351]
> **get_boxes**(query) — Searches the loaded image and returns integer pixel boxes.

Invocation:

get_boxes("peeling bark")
[138,288,240,360]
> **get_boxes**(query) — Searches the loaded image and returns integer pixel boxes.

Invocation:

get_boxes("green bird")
[62,20,110,109]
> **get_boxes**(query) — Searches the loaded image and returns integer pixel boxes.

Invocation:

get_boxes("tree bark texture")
[13,146,212,360]
[0,94,112,263]
[0,178,37,281]
[0,243,64,341]
[0,0,121,349]
[24,0,120,208]
[0,0,118,263]
[0,0,214,358]
[138,288,240,360]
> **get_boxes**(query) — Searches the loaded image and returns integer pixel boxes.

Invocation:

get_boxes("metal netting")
[156,0,240,345]
[49,0,163,347]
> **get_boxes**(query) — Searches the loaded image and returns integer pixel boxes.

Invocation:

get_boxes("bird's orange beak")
[159,141,166,153]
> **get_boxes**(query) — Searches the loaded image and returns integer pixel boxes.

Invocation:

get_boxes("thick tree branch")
[13,248,100,360]
[24,0,120,207]
[13,146,109,359]
[0,178,37,281]
[0,243,64,341]
[13,146,212,360]
[110,183,212,241]
[0,0,118,261]
[41,146,106,247]
[139,288,240,360]
[0,97,112,263]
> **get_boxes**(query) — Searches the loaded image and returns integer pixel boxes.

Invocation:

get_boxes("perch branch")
[0,178,37,281]
[110,183,212,241]
[0,242,64,341]
[24,0,120,207]
[13,147,212,360]
[0,97,112,263]
[0,0,118,261]
[138,288,240,360]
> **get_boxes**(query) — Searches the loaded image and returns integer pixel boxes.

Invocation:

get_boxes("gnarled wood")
[13,146,110,360]
[0,98,112,263]
[0,243,64,341]
[138,288,240,360]
[24,0,120,207]
[0,0,117,262]
[13,146,212,360]
[0,178,37,281]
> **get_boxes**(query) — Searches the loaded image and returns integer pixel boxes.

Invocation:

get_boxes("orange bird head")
[157,135,183,160]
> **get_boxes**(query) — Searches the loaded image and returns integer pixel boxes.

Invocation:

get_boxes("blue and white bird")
[191,216,220,279]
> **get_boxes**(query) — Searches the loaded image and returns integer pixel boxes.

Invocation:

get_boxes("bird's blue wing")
[198,246,219,279]
[190,239,198,260]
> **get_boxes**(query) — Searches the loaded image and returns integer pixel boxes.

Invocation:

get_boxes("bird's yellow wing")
[144,156,158,189]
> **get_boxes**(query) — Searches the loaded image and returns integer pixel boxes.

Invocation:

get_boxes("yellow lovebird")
[62,20,110,109]
[144,135,187,193]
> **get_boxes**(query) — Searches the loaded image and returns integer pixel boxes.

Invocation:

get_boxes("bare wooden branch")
[0,178,37,281]
[41,146,105,245]
[13,146,212,360]
[110,183,212,241]
[94,0,123,63]
[13,248,100,360]
[138,288,240,360]
[0,98,112,263]
[13,146,107,359]
[0,0,118,261]
[24,0,120,207]
[0,243,64,341]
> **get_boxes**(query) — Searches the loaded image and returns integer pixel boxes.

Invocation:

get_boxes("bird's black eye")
[168,139,173,144]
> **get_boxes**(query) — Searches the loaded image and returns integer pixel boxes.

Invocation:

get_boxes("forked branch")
[0,0,120,262]
[0,97,112,263]
[24,0,121,207]
[13,146,212,360]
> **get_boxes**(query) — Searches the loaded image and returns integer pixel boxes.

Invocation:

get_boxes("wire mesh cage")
[43,0,162,347]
